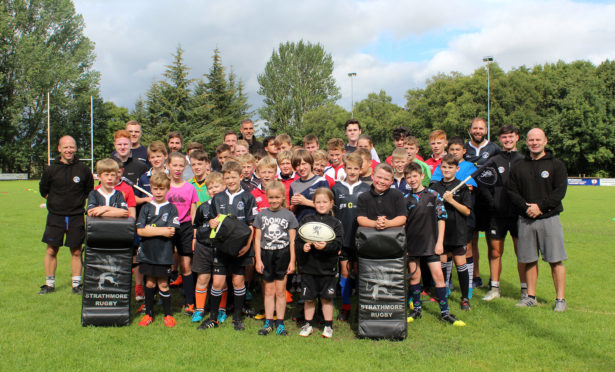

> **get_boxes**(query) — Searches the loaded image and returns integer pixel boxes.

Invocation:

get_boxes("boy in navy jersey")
[404,162,465,326]
[86,159,129,218]
[289,149,330,222]
[136,172,181,327]
[430,155,473,311]
[332,152,370,321]
[198,161,257,331]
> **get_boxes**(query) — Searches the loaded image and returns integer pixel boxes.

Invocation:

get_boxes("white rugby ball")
[298,222,336,242]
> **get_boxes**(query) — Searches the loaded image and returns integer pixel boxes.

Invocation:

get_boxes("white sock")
[46,275,55,287]
[491,281,500,288]
[72,276,82,288]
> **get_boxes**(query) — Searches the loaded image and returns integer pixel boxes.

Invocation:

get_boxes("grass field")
[1,181,614,371]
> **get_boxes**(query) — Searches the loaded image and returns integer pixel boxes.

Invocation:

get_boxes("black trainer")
[440,313,466,326]
[258,321,273,335]
[337,309,350,322]
[233,319,245,331]
[197,318,219,330]
[460,298,471,311]
[72,284,83,295]
[407,308,422,323]
[39,285,55,295]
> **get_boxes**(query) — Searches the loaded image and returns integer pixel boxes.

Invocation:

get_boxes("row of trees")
[2,0,614,176]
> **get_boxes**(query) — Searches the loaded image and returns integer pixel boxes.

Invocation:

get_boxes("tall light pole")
[482,56,494,142]
[348,72,357,118]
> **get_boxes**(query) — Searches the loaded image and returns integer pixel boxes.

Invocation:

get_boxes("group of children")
[84,126,484,336]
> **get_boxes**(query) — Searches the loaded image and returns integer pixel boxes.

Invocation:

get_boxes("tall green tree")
[142,45,193,145]
[0,0,99,172]
[258,40,340,135]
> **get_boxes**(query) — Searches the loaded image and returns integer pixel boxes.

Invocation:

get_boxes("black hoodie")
[295,213,343,276]
[39,158,94,216]
[507,150,567,219]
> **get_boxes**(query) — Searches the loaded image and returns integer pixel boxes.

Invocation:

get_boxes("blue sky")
[75,0,615,114]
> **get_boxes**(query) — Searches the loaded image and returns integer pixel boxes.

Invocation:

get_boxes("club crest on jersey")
[162,213,169,222]
[482,152,490,158]
[541,170,550,178]
[237,201,245,210]
[73,176,80,183]
[498,166,505,174]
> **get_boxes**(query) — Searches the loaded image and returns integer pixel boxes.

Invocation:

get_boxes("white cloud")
[74,0,615,115]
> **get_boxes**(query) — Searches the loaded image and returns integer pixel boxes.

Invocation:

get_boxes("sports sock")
[209,288,222,320]
[410,283,422,309]
[46,275,55,288]
[220,288,228,311]
[490,280,500,288]
[440,262,447,287]
[436,286,449,315]
[72,276,81,288]
[159,290,171,316]
[145,286,156,317]
[520,282,527,290]
[446,258,453,287]
[456,263,470,299]
[266,318,274,326]
[529,295,536,300]
[182,273,195,305]
[324,320,333,327]
[340,276,351,308]
[275,319,284,327]
[195,286,208,312]
[233,286,246,320]
[466,257,474,288]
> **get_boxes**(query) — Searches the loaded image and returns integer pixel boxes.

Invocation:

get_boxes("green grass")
[1,181,614,370]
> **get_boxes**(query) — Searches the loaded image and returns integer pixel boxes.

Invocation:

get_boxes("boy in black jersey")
[135,172,181,327]
[430,155,472,312]
[404,162,465,326]
[198,161,257,331]
[86,159,129,218]
[332,152,370,321]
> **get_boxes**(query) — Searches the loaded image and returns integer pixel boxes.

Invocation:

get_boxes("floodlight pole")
[483,56,494,142]
[348,72,357,118]
[90,96,94,174]
[47,92,51,165]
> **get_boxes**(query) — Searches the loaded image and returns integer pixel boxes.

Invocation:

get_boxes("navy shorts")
[42,213,85,248]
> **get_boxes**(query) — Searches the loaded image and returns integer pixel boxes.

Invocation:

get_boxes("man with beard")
[463,118,500,289]
[507,128,567,312]
[239,119,264,154]
[480,125,526,301]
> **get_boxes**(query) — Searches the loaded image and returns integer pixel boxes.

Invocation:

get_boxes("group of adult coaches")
[464,118,568,311]
[38,118,568,311]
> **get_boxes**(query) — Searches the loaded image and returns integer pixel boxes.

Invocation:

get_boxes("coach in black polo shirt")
[239,119,264,155]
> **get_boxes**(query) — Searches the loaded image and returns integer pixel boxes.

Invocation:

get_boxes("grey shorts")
[517,215,567,263]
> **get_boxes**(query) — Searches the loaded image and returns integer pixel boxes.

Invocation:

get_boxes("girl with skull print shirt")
[253,180,298,336]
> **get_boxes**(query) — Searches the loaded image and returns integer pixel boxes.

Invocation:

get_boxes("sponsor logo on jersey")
[541,170,550,178]
[498,166,505,174]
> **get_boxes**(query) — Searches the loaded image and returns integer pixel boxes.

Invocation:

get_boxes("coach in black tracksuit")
[507,128,568,312]
[39,135,94,295]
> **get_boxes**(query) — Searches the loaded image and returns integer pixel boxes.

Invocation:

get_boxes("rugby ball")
[298,222,336,242]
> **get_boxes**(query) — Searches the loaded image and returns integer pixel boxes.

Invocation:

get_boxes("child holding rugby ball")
[295,188,343,338]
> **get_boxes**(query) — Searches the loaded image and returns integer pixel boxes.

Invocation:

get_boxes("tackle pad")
[356,227,407,340]
[81,216,135,327]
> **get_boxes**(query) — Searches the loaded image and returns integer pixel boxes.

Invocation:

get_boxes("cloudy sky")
[75,0,615,116]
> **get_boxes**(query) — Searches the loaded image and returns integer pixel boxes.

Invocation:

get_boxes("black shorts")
[486,217,519,239]
[42,213,85,248]
[444,245,466,256]
[408,254,441,264]
[339,246,357,262]
[192,241,215,274]
[300,274,337,301]
[260,248,290,282]
[213,250,252,276]
[139,263,172,278]
[473,208,490,232]
[172,222,194,256]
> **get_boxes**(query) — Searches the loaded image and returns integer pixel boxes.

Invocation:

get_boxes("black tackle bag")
[356,226,407,340]
[81,216,135,327]
[210,214,251,257]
